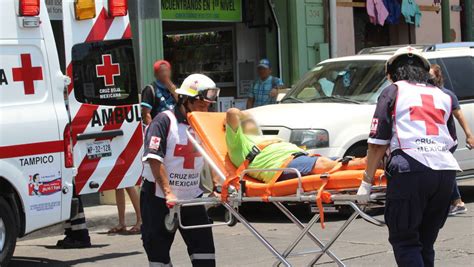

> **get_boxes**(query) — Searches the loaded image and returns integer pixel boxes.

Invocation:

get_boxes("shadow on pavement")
[42,244,109,250]
[208,202,385,224]
[10,251,142,266]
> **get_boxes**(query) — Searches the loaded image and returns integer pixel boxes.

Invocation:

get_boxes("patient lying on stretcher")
[225,108,367,183]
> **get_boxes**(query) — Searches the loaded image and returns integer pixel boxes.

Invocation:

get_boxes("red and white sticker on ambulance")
[63,0,143,195]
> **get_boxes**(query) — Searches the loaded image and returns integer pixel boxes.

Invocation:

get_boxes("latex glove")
[165,192,177,209]
[356,180,372,204]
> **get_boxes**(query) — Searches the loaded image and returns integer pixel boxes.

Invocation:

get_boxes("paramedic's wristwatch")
[213,185,222,194]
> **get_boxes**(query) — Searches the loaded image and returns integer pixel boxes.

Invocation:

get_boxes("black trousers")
[141,180,215,267]
[385,169,455,267]
[64,187,90,242]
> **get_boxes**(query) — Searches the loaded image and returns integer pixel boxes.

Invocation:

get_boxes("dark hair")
[430,64,444,87]
[387,55,430,83]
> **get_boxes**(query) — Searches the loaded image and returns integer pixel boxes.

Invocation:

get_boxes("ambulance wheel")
[0,197,17,267]
[164,213,178,233]
[224,209,238,227]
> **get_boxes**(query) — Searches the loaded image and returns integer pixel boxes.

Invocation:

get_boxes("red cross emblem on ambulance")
[96,54,120,87]
[12,54,43,95]
[410,94,446,136]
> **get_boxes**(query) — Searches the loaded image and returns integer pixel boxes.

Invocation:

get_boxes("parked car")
[248,43,474,180]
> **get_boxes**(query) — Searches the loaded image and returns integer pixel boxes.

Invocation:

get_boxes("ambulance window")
[71,39,138,106]
[441,56,474,101]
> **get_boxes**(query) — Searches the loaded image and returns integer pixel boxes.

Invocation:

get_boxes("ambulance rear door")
[62,0,143,194]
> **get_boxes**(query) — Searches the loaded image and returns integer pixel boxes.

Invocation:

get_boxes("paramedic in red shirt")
[141,74,220,267]
[357,47,460,267]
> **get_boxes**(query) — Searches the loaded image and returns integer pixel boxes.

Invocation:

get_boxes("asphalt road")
[11,185,474,267]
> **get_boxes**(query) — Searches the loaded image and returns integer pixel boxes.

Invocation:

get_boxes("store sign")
[161,0,242,22]
[45,0,62,21]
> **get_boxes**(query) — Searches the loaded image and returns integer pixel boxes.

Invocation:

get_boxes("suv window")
[282,60,388,104]
[441,56,474,101]
[71,39,138,106]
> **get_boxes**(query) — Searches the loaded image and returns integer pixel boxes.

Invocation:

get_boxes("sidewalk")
[20,204,138,241]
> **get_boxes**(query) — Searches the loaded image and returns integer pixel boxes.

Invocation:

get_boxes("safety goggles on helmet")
[193,88,220,103]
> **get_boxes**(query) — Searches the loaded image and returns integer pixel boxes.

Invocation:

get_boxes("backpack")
[142,82,174,113]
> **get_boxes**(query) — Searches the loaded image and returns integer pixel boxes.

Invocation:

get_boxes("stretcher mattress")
[188,112,386,197]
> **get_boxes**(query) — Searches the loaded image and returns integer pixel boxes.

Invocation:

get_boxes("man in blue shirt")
[246,58,284,109]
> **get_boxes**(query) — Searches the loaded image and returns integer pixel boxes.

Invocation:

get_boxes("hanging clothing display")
[383,0,402,24]
[367,0,390,26]
[401,0,422,27]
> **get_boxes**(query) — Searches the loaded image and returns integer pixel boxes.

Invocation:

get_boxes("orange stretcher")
[165,112,387,267]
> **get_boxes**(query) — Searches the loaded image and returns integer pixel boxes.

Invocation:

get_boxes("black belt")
[291,151,309,159]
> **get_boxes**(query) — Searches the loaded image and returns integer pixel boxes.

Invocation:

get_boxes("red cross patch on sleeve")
[149,136,161,150]
[370,118,379,135]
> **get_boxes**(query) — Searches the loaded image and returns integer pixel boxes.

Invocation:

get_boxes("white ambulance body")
[0,0,142,264]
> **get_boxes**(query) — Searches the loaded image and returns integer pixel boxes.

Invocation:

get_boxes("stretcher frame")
[165,128,386,267]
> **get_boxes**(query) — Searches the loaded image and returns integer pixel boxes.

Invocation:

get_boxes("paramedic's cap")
[257,58,271,69]
[153,60,171,73]
[386,46,431,73]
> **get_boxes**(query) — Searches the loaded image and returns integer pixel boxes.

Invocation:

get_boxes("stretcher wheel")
[164,213,178,233]
[224,209,238,227]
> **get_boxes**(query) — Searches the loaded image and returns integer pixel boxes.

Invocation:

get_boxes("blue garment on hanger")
[383,0,402,24]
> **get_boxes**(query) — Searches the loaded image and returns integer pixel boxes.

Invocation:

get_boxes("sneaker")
[60,238,91,249]
[449,204,467,216]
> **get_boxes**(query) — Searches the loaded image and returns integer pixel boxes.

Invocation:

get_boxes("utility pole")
[464,0,473,41]
[442,0,451,42]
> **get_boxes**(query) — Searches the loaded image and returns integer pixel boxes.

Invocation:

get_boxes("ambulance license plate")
[86,140,112,159]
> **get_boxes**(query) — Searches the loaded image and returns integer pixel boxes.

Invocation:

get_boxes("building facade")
[129,0,472,103]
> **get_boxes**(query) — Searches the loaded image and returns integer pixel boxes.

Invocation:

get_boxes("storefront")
[130,0,272,109]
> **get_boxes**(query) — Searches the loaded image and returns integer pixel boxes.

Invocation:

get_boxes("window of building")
[164,28,235,87]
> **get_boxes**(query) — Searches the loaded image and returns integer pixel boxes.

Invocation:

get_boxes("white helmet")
[175,74,220,103]
[386,46,431,74]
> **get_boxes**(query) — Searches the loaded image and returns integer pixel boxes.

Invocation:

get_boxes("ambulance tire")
[224,209,238,227]
[0,197,17,267]
[164,213,178,233]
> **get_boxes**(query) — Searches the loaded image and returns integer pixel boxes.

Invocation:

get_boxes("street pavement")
[11,184,474,267]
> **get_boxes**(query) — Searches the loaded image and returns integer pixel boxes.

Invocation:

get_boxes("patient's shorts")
[279,155,319,181]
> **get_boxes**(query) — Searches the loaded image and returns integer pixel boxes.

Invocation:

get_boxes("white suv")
[249,43,474,179]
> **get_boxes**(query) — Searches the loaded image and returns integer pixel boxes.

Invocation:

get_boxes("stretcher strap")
[262,156,295,202]
[221,176,240,202]
[316,162,345,228]
[236,140,283,178]
[316,179,328,229]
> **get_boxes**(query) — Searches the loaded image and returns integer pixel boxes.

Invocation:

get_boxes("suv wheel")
[345,145,368,158]
[0,197,17,266]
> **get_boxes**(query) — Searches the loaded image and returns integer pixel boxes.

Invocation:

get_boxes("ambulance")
[0,0,142,264]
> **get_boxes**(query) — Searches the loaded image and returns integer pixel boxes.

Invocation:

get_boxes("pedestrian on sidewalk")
[246,58,284,109]
[108,187,141,235]
[358,47,460,267]
[141,60,177,126]
[430,64,472,215]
